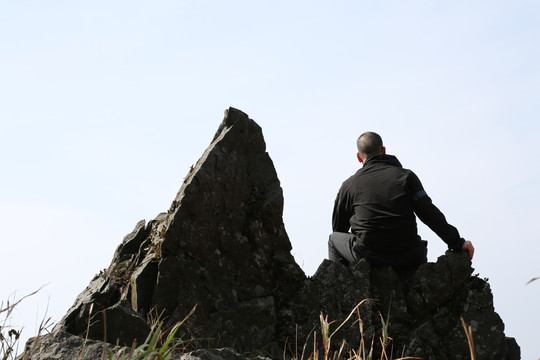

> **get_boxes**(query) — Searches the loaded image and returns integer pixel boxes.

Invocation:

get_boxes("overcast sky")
[1,1,539,358]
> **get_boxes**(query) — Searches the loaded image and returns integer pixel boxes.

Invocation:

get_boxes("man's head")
[357,131,385,163]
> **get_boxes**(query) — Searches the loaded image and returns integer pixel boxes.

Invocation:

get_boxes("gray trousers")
[328,231,428,269]
[328,232,359,266]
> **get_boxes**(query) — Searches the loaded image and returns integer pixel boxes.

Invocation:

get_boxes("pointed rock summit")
[23,108,519,360]
[57,107,306,350]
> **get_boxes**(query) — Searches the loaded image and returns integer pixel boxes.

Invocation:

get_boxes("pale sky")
[1,1,539,358]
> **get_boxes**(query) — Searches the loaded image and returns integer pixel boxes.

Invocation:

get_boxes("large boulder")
[22,108,519,360]
[54,107,306,354]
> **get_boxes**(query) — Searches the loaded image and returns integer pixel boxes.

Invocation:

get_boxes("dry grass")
[286,299,423,360]
[3,292,482,360]
[105,305,197,360]
[1,287,52,360]
[287,299,480,360]
[1,290,195,360]
[460,318,476,360]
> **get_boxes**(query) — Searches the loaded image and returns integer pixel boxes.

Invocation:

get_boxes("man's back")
[333,154,421,252]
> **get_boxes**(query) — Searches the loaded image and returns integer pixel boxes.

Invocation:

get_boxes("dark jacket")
[332,154,464,259]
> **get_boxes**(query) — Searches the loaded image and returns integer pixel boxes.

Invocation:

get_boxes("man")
[329,132,474,270]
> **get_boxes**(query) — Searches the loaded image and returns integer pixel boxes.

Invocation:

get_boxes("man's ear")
[357,152,363,163]
[381,146,386,154]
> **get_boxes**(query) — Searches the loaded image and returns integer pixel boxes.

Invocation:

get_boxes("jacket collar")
[363,154,403,168]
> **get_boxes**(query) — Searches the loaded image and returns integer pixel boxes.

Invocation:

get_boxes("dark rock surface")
[22,328,125,360]
[22,108,519,360]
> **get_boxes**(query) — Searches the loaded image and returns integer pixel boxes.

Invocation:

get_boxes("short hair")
[357,132,383,158]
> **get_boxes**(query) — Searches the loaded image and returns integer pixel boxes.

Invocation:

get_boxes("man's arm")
[414,195,464,250]
[332,180,353,233]
[408,171,473,258]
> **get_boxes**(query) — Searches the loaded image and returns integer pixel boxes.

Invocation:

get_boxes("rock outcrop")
[23,108,520,360]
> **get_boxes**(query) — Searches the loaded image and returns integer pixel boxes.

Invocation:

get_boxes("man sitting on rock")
[329,131,474,270]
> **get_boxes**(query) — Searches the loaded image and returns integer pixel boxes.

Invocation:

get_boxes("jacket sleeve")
[408,171,465,251]
[332,180,353,233]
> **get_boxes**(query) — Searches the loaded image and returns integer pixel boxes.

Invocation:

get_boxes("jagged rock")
[21,328,125,360]
[179,348,271,360]
[22,108,520,360]
[34,107,305,355]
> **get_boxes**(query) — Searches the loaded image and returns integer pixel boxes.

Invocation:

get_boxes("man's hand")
[462,240,474,260]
